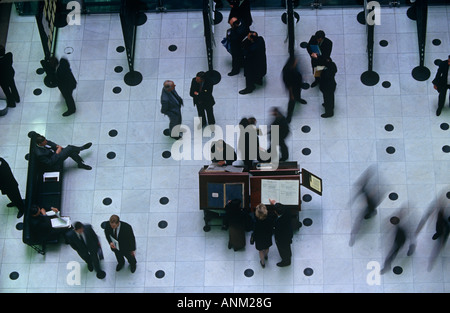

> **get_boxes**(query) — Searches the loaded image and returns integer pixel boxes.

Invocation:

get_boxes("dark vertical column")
[411,0,430,81]
[120,0,144,86]
[286,0,297,58]
[360,1,379,86]
[202,0,221,85]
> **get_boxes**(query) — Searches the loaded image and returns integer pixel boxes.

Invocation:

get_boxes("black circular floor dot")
[300,42,308,49]
[389,192,398,201]
[33,88,42,96]
[159,197,169,205]
[25,153,29,161]
[168,45,177,52]
[440,123,449,131]
[112,86,121,94]
[102,197,112,206]
[432,39,441,46]
[301,82,310,90]
[302,148,311,156]
[301,125,311,133]
[390,216,400,225]
[442,145,450,153]
[162,151,171,159]
[384,124,394,132]
[393,266,403,275]
[303,218,313,226]
[302,194,312,202]
[434,59,443,66]
[386,146,396,154]
[163,128,171,136]
[116,46,125,53]
[36,68,45,75]
[9,272,19,280]
[101,221,108,229]
[303,267,314,276]
[107,152,116,159]
[16,222,23,231]
[379,40,388,47]
[382,81,391,88]
[158,220,168,229]
[109,129,118,137]
[244,269,254,277]
[114,66,123,73]
[447,191,450,199]
[155,270,165,279]
[64,47,74,54]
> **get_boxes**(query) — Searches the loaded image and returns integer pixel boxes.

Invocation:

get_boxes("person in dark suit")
[319,58,337,118]
[227,0,252,27]
[270,199,293,267]
[55,57,77,117]
[0,157,24,218]
[268,107,290,162]
[224,198,247,251]
[104,214,137,273]
[432,55,450,116]
[160,80,184,140]
[66,221,106,279]
[252,203,275,268]
[239,31,267,95]
[282,56,307,123]
[227,17,250,76]
[29,205,69,250]
[0,45,20,108]
[210,139,237,166]
[33,134,92,171]
[306,30,333,88]
[189,71,216,128]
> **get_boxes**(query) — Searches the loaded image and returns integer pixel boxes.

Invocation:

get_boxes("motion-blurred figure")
[282,55,307,124]
[380,208,410,275]
[349,166,382,247]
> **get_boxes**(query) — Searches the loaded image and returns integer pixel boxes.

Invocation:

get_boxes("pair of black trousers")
[59,88,76,113]
[322,90,335,115]
[196,104,215,126]
[112,248,136,267]
[0,79,20,106]
[437,86,450,111]
[275,239,292,264]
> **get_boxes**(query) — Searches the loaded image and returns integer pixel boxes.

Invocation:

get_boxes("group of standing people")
[224,198,294,268]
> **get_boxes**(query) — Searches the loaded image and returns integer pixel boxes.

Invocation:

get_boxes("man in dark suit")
[306,30,333,88]
[55,57,77,117]
[432,55,450,116]
[268,107,290,162]
[0,157,24,218]
[211,139,237,166]
[190,71,216,128]
[227,0,252,27]
[240,31,267,95]
[270,199,293,267]
[227,17,249,76]
[29,205,69,249]
[160,80,184,140]
[0,45,20,107]
[319,58,337,118]
[66,221,106,279]
[282,56,307,123]
[104,214,137,273]
[33,134,92,171]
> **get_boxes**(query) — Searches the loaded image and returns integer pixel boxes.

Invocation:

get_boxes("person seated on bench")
[33,134,93,170]
[29,205,70,249]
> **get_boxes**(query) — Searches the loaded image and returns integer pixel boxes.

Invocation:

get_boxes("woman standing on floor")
[252,203,275,268]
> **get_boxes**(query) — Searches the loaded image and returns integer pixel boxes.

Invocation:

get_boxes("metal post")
[360,0,379,86]
[411,0,430,81]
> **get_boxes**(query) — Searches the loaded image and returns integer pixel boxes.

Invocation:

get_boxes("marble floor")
[0,4,449,293]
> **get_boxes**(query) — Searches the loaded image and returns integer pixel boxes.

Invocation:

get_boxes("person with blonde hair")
[252,203,275,268]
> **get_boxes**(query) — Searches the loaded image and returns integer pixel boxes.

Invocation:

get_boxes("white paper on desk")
[261,179,299,205]
[110,236,120,251]
[51,216,70,228]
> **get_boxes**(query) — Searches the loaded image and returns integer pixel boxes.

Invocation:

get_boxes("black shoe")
[432,233,440,240]
[130,264,137,273]
[7,102,16,108]
[260,260,265,268]
[239,88,254,95]
[276,261,291,267]
[62,110,75,117]
[228,70,239,76]
[311,81,318,88]
[436,108,442,116]
[321,113,334,118]
[17,210,24,219]
[78,163,92,170]
[7,202,15,208]
[96,271,106,279]
[87,263,94,272]
[299,99,307,104]
[116,263,124,271]
[81,142,92,150]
